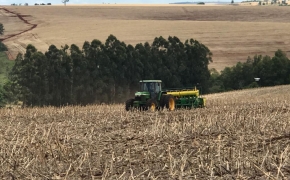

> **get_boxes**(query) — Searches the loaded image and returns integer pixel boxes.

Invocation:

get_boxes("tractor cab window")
[140,82,161,92]
[140,83,147,91]
[155,83,161,92]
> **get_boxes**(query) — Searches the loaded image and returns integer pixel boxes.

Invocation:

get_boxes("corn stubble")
[0,86,290,179]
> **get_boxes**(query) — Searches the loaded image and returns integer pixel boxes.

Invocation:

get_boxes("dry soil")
[1,4,290,71]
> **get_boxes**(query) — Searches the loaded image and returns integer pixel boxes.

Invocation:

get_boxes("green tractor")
[125,80,205,111]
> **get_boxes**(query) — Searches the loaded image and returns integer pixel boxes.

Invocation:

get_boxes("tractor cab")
[140,80,162,99]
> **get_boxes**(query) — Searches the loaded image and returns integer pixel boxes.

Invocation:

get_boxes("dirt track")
[0,8,37,42]
[0,7,38,59]
[1,5,290,71]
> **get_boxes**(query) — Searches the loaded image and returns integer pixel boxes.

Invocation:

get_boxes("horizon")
[2,0,240,6]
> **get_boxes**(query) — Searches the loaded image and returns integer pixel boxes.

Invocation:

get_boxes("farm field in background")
[1,5,290,71]
[0,85,289,179]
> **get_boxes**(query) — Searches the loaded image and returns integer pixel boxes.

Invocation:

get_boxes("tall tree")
[135,42,153,80]
[271,49,290,85]
[9,45,48,106]
[44,44,74,106]
[182,38,212,92]
[124,44,143,95]
[85,39,106,103]
[0,23,4,35]
[70,43,90,104]
[102,35,128,103]
[151,36,170,87]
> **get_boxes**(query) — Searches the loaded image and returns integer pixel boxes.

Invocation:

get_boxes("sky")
[2,0,235,6]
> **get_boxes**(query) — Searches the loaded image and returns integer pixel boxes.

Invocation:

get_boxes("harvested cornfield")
[0,85,290,179]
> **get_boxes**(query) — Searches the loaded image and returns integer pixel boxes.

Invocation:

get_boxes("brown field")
[0,85,289,179]
[0,5,290,71]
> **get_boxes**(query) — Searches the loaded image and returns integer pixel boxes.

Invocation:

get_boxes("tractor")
[125,80,205,111]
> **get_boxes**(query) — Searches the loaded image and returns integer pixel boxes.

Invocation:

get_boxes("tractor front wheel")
[125,99,134,111]
[146,99,158,112]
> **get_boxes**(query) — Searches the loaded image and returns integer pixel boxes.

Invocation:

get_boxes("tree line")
[3,35,212,107]
[209,49,290,93]
[0,23,4,36]
[0,22,8,107]
[1,29,290,107]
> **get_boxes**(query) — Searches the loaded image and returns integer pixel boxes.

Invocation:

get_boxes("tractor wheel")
[146,99,158,112]
[125,99,134,111]
[164,95,175,111]
[159,95,166,110]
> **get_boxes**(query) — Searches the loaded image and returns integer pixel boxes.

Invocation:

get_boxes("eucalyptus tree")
[0,23,4,35]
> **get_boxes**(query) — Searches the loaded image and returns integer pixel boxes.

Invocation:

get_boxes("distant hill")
[169,1,231,4]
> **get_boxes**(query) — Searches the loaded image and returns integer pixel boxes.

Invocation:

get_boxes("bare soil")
[1,5,290,71]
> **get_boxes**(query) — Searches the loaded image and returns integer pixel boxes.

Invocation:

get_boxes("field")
[1,5,290,71]
[0,4,290,179]
[0,85,289,179]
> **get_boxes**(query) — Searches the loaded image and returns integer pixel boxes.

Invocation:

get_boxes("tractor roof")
[139,80,162,83]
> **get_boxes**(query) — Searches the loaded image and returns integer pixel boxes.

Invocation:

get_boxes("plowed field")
[1,5,290,71]
[0,85,289,178]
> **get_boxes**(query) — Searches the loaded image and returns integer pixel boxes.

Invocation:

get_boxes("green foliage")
[0,81,17,107]
[5,34,290,106]
[208,68,223,93]
[216,49,290,91]
[0,84,5,107]
[246,82,259,88]
[0,52,14,85]
[0,42,7,51]
[8,35,212,107]
[0,52,14,107]
[0,23,4,35]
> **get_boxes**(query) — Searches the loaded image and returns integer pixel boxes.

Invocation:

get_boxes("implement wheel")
[125,99,134,111]
[146,99,158,112]
[164,95,175,111]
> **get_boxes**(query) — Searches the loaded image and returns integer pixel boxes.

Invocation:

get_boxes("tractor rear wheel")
[164,95,175,111]
[125,99,134,111]
[146,99,158,112]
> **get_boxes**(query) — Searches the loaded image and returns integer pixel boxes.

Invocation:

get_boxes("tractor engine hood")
[135,92,150,96]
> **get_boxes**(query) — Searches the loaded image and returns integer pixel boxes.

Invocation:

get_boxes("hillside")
[1,5,290,71]
[0,85,289,179]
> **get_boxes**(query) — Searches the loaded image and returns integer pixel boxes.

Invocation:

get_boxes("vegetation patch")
[0,42,7,51]
[0,51,14,85]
